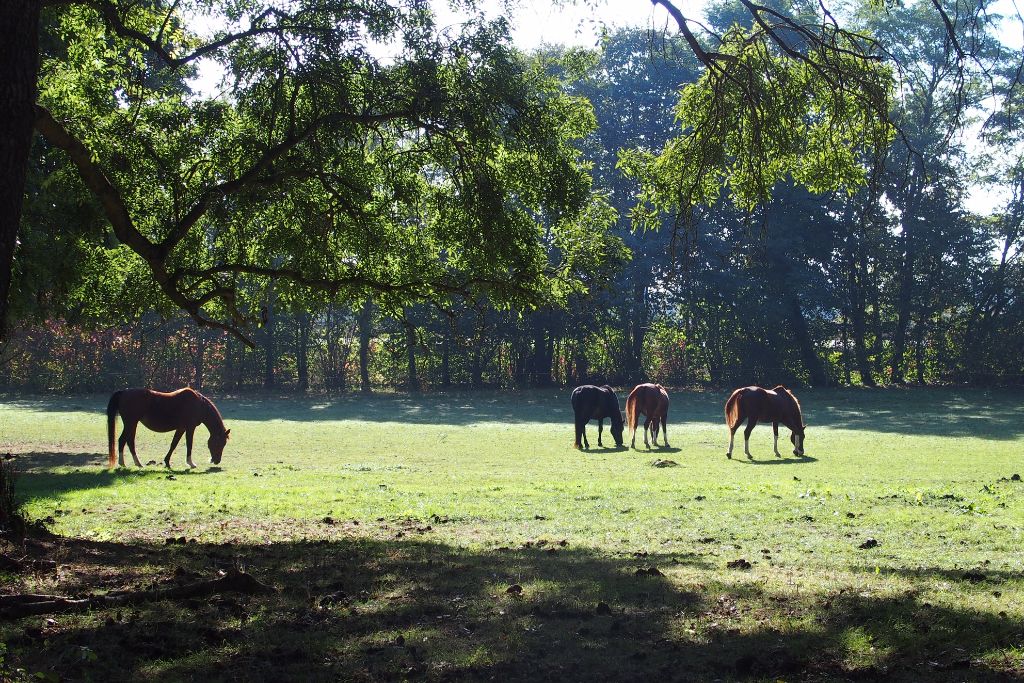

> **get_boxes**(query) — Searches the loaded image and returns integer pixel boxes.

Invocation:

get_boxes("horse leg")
[117,427,129,467]
[726,413,745,458]
[123,422,143,467]
[743,418,758,459]
[164,429,184,468]
[772,422,782,457]
[643,416,652,449]
[661,414,670,448]
[184,428,198,468]
[597,418,604,447]
[650,417,660,446]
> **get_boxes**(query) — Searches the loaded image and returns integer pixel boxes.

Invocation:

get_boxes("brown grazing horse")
[625,383,670,449]
[107,388,230,469]
[724,385,805,459]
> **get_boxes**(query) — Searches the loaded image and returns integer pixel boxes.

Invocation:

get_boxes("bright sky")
[431,0,678,49]
[188,0,1024,216]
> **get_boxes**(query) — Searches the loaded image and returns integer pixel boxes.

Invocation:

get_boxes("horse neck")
[781,400,802,432]
[200,397,225,434]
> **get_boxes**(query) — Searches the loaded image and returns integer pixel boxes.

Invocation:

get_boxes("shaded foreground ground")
[1,387,1023,680]
[2,529,1022,682]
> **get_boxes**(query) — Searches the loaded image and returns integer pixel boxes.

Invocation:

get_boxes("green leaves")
[622,23,895,232]
[28,1,620,339]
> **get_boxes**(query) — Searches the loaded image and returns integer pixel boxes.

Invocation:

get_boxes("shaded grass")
[1,387,1023,681]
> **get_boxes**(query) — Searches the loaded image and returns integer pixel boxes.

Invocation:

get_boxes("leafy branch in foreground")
[624,1,895,238]
[18,2,618,344]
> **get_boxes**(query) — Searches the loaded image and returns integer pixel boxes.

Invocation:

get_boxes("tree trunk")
[787,296,831,386]
[296,311,310,393]
[357,301,372,393]
[193,328,205,391]
[440,322,451,388]
[263,294,276,390]
[405,316,419,393]
[890,228,914,384]
[627,279,648,382]
[0,1,42,338]
[529,316,553,387]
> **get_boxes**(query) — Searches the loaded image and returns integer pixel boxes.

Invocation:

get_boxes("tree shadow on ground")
[2,532,1020,682]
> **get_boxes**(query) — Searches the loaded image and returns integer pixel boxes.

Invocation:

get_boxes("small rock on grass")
[651,459,678,468]
[726,558,752,570]
[595,601,612,616]
[505,584,523,596]
[858,538,879,549]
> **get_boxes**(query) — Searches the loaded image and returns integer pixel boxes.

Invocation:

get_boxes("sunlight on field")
[2,387,1023,680]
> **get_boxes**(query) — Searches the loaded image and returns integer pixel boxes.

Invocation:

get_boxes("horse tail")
[106,391,123,469]
[625,387,638,433]
[725,389,743,430]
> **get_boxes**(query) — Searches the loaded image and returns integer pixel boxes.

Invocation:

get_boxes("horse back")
[572,385,619,422]
[118,387,204,431]
[738,386,796,424]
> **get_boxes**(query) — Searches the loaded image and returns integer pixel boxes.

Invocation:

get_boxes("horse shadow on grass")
[740,454,819,465]
[3,531,1021,682]
[11,451,223,501]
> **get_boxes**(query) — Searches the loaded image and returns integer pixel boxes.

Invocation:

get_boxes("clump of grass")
[0,458,25,539]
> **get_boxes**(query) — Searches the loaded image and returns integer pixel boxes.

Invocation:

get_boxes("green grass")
[1,387,1023,681]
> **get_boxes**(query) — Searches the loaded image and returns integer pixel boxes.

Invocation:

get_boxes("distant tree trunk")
[890,232,914,384]
[573,333,589,385]
[405,316,419,393]
[890,160,925,385]
[787,296,831,386]
[470,345,483,388]
[263,290,276,390]
[626,279,648,382]
[440,321,451,388]
[0,0,41,339]
[193,328,205,391]
[296,311,310,393]
[840,315,852,385]
[849,244,876,387]
[530,316,553,387]
[357,301,372,393]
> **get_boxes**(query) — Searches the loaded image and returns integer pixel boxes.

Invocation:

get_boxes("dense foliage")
[4,0,1024,391]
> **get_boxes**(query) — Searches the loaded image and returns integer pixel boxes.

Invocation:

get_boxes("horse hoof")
[726,453,732,459]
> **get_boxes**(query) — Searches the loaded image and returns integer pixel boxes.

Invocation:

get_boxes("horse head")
[611,415,625,448]
[790,423,805,456]
[208,428,231,464]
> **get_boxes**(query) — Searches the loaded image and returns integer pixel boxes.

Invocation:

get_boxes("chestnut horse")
[724,385,805,459]
[107,388,230,469]
[625,383,670,449]
[571,385,624,449]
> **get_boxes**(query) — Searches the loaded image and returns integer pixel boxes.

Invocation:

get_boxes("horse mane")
[772,385,804,429]
[195,390,227,434]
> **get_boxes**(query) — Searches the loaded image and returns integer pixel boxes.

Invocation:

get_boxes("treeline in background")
[5,18,1024,393]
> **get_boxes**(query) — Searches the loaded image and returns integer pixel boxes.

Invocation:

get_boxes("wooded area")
[2,0,1023,392]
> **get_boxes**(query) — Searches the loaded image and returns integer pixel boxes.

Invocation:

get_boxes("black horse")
[571,385,624,449]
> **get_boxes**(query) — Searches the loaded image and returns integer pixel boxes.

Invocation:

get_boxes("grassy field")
[1,387,1022,681]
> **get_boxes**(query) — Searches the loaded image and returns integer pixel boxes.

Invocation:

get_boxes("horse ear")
[225,429,231,439]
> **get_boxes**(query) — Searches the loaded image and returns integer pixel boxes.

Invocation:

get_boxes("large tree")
[3,0,616,341]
